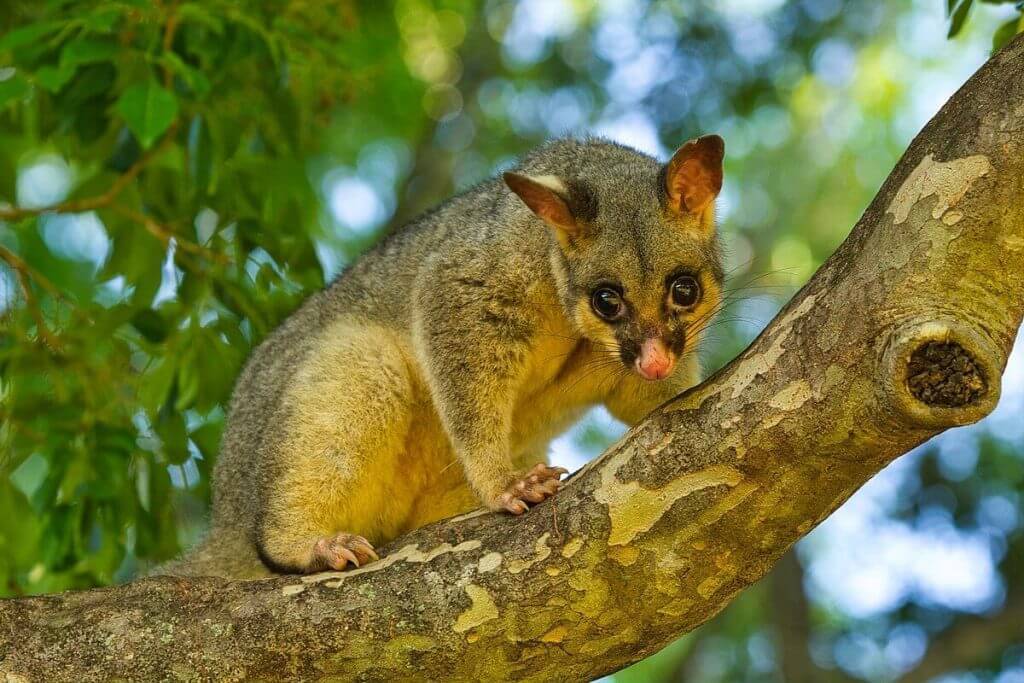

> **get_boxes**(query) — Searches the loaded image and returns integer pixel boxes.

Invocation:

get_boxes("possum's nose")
[635,337,675,381]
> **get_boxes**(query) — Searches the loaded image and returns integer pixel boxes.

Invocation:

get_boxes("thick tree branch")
[2,35,1024,683]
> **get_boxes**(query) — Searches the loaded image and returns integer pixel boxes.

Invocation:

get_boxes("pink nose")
[635,338,675,381]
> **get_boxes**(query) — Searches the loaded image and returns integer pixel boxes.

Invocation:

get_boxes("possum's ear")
[665,134,724,216]
[503,172,579,240]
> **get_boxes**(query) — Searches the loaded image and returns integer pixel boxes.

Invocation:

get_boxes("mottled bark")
[3,36,1024,683]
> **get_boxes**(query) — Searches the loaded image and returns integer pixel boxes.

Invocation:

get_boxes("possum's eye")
[671,275,701,308]
[591,287,625,321]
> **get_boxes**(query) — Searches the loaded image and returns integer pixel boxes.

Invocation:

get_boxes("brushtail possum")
[165,135,725,578]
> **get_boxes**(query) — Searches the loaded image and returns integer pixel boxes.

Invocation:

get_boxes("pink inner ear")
[504,173,577,232]
[674,158,718,214]
[537,200,575,229]
[667,136,724,214]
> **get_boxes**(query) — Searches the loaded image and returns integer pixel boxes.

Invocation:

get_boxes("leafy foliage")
[0,0,463,593]
[947,0,1024,49]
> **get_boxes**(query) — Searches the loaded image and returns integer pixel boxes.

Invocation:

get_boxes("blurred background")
[1,1,1022,681]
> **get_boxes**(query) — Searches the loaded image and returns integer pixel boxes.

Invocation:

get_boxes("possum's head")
[504,135,725,381]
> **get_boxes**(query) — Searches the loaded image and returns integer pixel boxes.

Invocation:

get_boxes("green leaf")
[60,39,119,68]
[80,6,125,32]
[992,15,1024,53]
[948,0,975,37]
[162,52,211,98]
[10,453,50,499]
[115,80,179,148]
[225,10,282,64]
[189,421,223,461]
[35,63,77,92]
[188,115,213,194]
[0,146,16,200]
[206,111,243,162]
[191,332,241,412]
[0,21,65,52]
[174,354,201,412]
[99,211,166,305]
[176,270,207,307]
[139,358,176,414]
[16,220,98,301]
[0,74,31,107]
[130,309,169,343]
[177,3,226,34]
[155,411,189,465]
[56,62,115,105]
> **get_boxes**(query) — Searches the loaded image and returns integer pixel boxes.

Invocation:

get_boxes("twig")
[108,204,227,264]
[161,1,181,89]
[0,122,179,222]
[0,244,60,350]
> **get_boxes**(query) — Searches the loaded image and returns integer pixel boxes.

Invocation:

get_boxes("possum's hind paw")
[312,532,379,571]
[497,463,568,515]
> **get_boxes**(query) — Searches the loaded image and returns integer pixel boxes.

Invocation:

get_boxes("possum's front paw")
[494,463,568,515]
[311,532,379,571]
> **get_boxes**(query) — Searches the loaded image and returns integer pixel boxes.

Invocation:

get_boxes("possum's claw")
[312,532,379,571]
[497,463,567,515]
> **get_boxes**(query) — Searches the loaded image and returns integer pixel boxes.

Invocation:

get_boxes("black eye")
[591,287,625,321]
[671,275,701,307]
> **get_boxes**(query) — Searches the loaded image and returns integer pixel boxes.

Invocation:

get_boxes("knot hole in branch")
[880,318,1001,429]
[906,341,987,407]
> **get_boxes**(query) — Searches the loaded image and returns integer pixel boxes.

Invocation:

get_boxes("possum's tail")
[151,528,272,580]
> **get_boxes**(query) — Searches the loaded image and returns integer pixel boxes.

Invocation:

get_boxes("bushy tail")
[152,529,272,580]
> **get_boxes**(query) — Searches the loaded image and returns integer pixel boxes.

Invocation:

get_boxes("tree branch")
[0,122,178,222]
[0,243,61,349]
[2,35,1024,683]
[107,204,227,265]
[770,551,858,683]
[896,591,1024,683]
[159,0,181,90]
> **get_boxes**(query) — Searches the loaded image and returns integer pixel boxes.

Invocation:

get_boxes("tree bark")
[3,35,1024,683]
